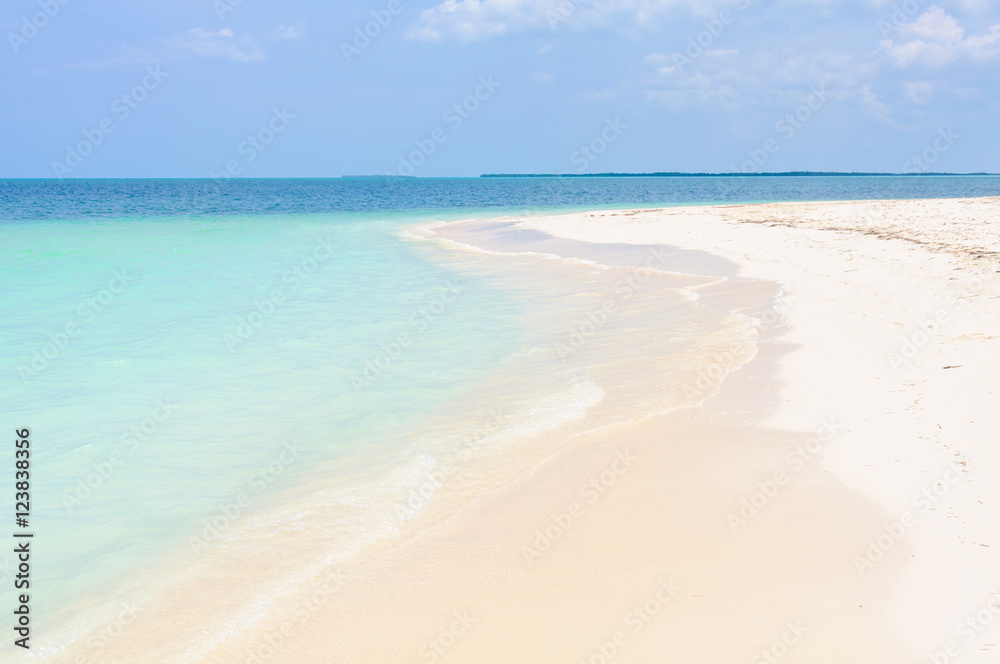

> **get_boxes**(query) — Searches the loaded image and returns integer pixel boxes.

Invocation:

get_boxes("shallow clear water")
[1,212,528,632]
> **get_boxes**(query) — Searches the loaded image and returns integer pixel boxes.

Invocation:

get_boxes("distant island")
[480,172,995,178]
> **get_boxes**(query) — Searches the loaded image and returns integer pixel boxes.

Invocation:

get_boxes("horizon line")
[2,171,1000,181]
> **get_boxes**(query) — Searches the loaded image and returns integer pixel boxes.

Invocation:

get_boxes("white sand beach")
[62,198,1000,664]
[499,198,1000,662]
[263,198,1000,663]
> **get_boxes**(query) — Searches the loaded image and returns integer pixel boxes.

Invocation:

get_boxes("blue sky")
[2,0,998,177]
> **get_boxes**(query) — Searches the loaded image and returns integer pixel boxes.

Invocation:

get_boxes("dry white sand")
[509,198,1000,661]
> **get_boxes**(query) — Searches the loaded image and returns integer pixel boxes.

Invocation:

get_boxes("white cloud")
[879,6,1000,68]
[705,48,738,58]
[860,83,893,122]
[636,47,865,112]
[636,45,927,128]
[167,28,264,63]
[645,82,739,111]
[407,0,531,42]
[273,23,306,40]
[406,0,723,42]
[964,25,1000,57]
[905,80,933,104]
[531,72,556,83]
[903,6,964,41]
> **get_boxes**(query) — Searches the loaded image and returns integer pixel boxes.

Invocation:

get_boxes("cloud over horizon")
[879,5,1000,68]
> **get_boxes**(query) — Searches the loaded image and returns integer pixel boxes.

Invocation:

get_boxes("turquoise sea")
[2,176,999,659]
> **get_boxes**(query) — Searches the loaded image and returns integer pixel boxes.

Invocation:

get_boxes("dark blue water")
[2,176,1000,221]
